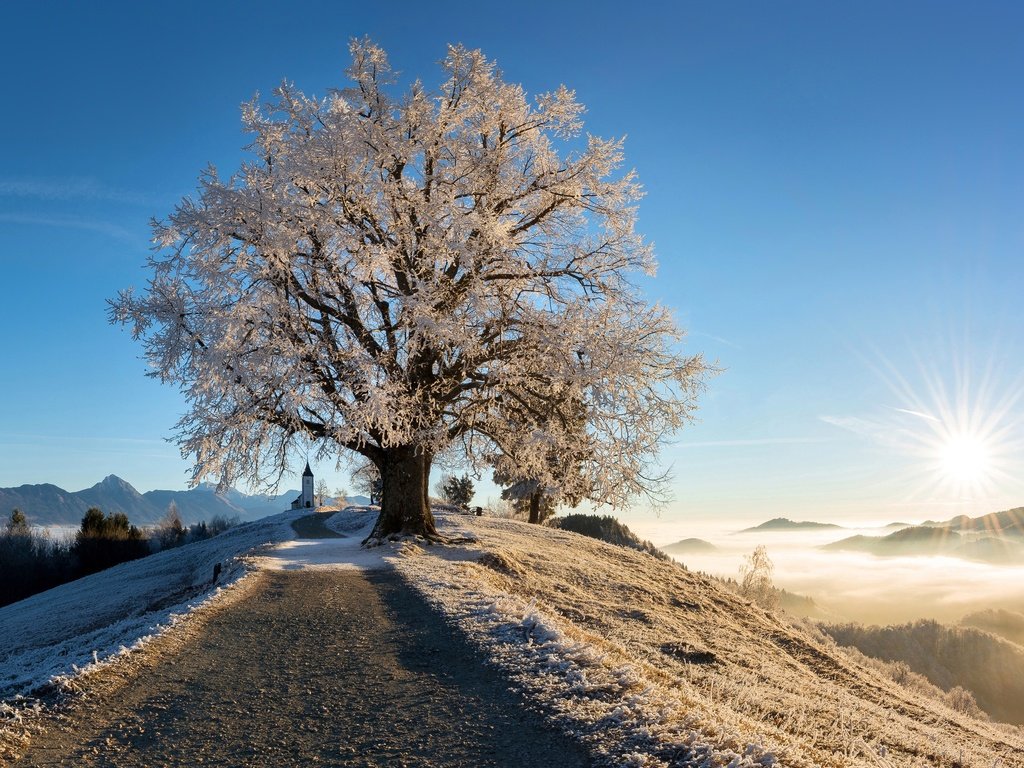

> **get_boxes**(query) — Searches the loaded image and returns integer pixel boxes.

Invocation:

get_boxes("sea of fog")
[33,517,1024,626]
[627,518,1024,626]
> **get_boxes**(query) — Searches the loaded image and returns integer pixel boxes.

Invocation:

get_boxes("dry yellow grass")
[397,514,1024,767]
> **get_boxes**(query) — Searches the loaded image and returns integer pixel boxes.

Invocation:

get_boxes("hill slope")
[398,515,1023,767]
[822,619,1024,725]
[823,524,1024,563]
[929,507,1024,534]
[3,511,1021,767]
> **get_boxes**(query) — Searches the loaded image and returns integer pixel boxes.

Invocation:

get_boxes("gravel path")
[12,534,590,766]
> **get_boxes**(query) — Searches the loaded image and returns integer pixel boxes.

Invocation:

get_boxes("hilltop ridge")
[824,505,1024,563]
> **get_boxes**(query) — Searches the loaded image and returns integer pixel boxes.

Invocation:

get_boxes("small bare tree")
[350,459,383,506]
[156,503,187,550]
[739,545,779,611]
[315,479,331,506]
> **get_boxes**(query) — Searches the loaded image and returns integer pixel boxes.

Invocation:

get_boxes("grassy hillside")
[398,515,1024,767]
[546,513,667,560]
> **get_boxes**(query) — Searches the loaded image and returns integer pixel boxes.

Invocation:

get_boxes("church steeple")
[300,462,314,508]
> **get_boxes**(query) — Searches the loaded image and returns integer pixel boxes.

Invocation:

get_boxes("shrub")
[187,514,238,542]
[439,474,475,508]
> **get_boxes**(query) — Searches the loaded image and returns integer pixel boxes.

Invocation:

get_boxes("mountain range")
[822,508,1024,564]
[926,506,1024,534]
[0,476,302,527]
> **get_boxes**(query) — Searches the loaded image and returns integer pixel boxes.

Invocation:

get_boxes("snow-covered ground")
[3,508,1023,767]
[1,510,296,704]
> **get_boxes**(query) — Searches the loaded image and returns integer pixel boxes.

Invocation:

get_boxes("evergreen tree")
[439,474,475,508]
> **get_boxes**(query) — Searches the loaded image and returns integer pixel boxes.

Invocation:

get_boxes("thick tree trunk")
[528,490,542,525]
[365,445,439,541]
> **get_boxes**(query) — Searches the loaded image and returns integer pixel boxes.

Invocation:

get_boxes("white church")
[290,462,315,509]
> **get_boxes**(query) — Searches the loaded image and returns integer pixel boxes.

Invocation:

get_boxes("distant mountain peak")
[740,517,843,532]
[0,476,302,528]
[661,538,718,555]
[84,474,145,498]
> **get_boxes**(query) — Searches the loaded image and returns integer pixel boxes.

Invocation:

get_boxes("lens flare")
[831,342,1024,512]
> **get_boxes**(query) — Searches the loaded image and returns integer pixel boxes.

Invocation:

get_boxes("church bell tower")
[302,462,314,508]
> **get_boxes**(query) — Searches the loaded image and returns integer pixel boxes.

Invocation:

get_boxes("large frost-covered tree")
[111,39,708,540]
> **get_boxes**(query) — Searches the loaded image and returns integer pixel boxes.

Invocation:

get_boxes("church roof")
[302,461,313,477]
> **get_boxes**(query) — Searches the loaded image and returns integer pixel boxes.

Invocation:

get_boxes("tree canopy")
[111,39,708,539]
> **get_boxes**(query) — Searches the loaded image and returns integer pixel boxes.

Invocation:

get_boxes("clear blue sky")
[1,1,1021,527]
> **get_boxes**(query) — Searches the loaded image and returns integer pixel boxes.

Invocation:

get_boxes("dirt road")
[13,531,590,766]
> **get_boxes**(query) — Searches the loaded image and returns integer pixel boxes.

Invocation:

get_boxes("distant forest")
[0,507,235,608]
[823,618,1024,724]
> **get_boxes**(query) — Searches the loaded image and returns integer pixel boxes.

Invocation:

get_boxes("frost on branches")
[110,39,709,541]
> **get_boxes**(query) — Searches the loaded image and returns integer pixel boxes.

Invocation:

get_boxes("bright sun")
[938,434,992,485]
[859,346,1022,504]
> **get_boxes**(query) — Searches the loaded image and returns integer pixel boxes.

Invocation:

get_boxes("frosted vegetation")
[0,513,292,707]
[397,515,1024,767]
[0,506,237,608]
[823,619,1024,725]
[12,33,1011,766]
[3,508,1023,765]
[109,39,709,541]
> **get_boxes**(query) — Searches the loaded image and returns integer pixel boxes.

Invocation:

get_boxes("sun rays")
[891,355,1021,502]
[826,340,1024,511]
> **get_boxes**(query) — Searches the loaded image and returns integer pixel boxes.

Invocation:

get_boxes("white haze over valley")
[626,518,1024,625]
[34,510,1024,625]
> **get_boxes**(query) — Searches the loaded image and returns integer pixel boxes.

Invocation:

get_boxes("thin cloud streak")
[690,330,742,349]
[0,177,152,205]
[0,213,138,242]
[887,406,940,422]
[1,433,168,446]
[819,414,911,449]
